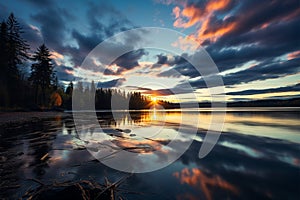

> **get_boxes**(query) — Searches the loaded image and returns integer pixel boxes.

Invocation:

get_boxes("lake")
[1,108,300,199]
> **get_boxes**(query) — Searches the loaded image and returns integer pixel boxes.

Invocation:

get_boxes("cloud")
[172,0,300,45]
[97,78,126,88]
[142,83,195,96]
[125,86,152,91]
[27,1,138,74]
[186,57,300,89]
[208,15,300,62]
[159,0,300,92]
[30,7,71,50]
[227,83,300,96]
[173,0,236,43]
[287,51,300,60]
[158,62,196,78]
[152,53,199,78]
[167,0,300,76]
[110,49,147,74]
[64,2,141,69]
[55,65,77,82]
[143,88,175,96]
[152,53,186,69]
[155,53,186,66]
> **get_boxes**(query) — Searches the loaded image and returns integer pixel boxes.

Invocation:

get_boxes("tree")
[0,21,9,106]
[66,81,73,95]
[0,13,29,107]
[29,44,55,105]
[6,13,29,82]
[0,21,8,79]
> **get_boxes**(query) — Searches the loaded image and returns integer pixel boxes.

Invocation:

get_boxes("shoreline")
[0,111,72,126]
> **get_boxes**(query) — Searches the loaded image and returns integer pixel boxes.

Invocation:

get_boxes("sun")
[152,97,157,104]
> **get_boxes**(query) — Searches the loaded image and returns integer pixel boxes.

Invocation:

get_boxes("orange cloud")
[200,21,236,43]
[65,69,74,75]
[173,5,203,28]
[172,35,199,51]
[287,50,300,60]
[173,6,181,18]
[174,168,238,200]
[172,0,235,45]
[206,0,231,11]
[50,51,64,60]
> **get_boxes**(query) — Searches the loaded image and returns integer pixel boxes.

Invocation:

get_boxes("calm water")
[1,108,300,199]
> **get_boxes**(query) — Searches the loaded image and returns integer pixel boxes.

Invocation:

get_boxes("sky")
[1,0,299,103]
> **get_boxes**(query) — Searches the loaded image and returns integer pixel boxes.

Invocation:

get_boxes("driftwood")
[22,174,136,200]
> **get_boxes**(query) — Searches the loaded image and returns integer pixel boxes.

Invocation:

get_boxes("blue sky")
[1,0,299,102]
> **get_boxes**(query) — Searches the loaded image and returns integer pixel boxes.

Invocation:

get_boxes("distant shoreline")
[1,96,299,125]
[0,111,71,126]
[1,106,299,127]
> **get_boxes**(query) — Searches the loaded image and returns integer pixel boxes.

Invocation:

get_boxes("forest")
[0,13,175,111]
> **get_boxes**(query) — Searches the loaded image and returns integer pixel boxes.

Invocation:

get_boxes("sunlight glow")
[152,97,157,104]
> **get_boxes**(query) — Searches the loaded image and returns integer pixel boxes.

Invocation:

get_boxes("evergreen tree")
[0,21,9,106]
[29,44,55,105]
[64,81,73,110]
[0,13,29,107]
[0,21,8,80]
[6,13,29,81]
[66,81,73,95]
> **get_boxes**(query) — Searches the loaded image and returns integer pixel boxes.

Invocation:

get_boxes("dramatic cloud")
[287,51,300,60]
[110,49,147,74]
[26,1,138,73]
[186,57,300,89]
[155,54,186,66]
[31,8,72,50]
[172,0,300,45]
[66,2,135,67]
[227,83,300,96]
[97,78,126,88]
[162,0,300,98]
[2,0,300,101]
[125,86,152,91]
[55,65,77,82]
[143,88,175,96]
[173,0,236,42]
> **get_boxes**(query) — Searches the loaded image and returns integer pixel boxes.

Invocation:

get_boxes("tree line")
[71,81,176,110]
[0,13,175,111]
[0,13,69,110]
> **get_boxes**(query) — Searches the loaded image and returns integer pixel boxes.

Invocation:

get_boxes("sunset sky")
[1,0,299,102]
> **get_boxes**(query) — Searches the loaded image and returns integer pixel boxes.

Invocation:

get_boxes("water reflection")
[173,168,238,200]
[0,109,299,199]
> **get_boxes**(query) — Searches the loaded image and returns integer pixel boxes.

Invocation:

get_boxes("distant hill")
[159,97,300,108]
[225,97,300,107]
[199,97,300,107]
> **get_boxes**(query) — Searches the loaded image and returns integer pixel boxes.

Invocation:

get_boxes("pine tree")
[0,13,29,107]
[6,13,29,81]
[0,21,9,106]
[66,81,73,95]
[29,44,55,105]
[0,21,8,80]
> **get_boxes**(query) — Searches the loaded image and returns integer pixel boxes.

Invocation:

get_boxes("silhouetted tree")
[6,13,29,76]
[64,81,73,109]
[0,21,8,78]
[66,81,73,95]
[0,13,29,107]
[0,21,9,106]
[29,44,55,106]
